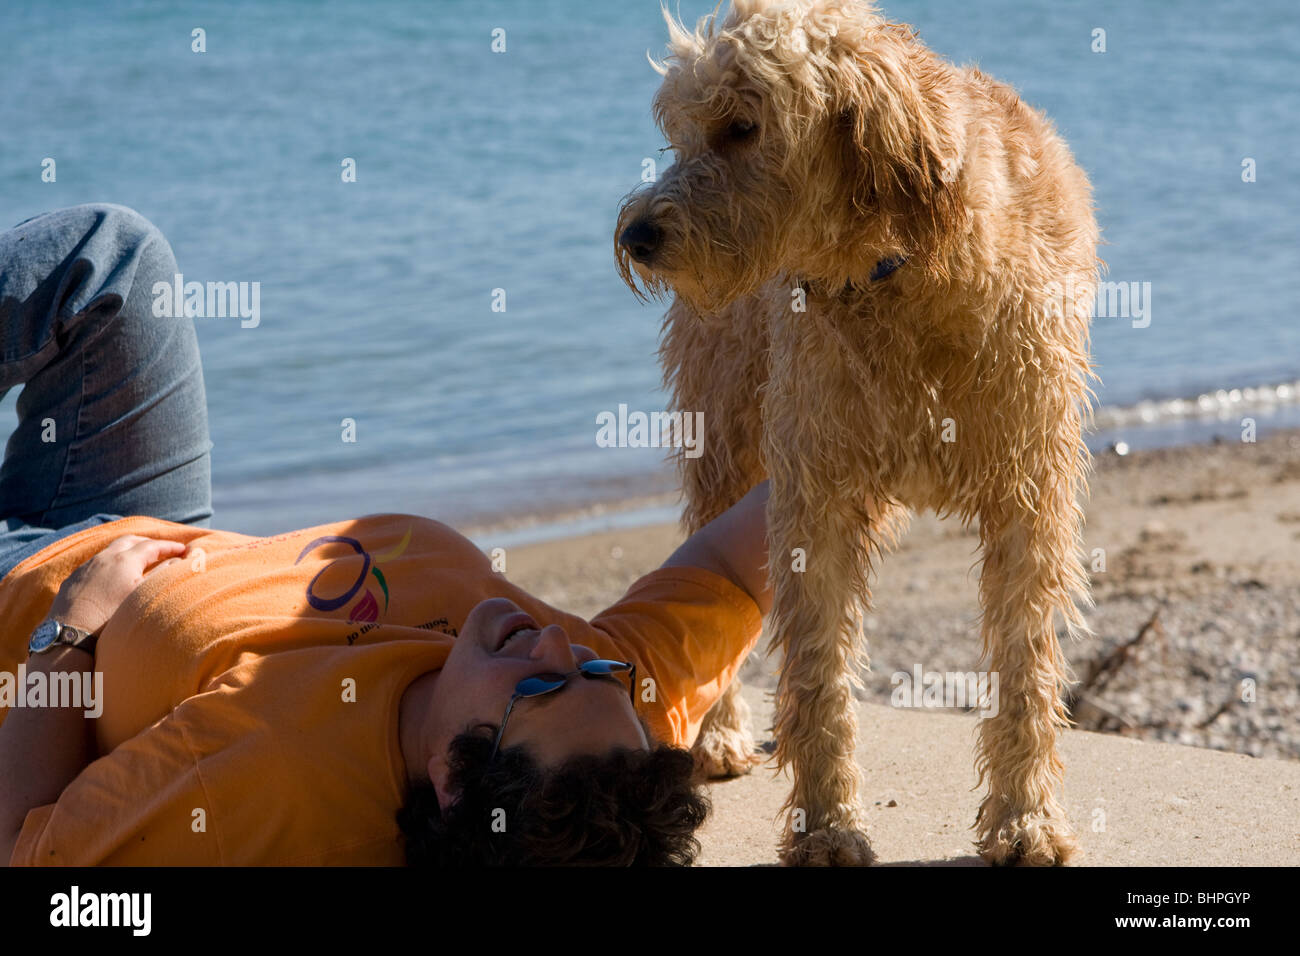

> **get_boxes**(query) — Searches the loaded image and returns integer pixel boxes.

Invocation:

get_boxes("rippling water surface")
[2,0,1297,534]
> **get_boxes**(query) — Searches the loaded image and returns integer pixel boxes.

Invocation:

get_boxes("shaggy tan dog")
[615,0,1099,866]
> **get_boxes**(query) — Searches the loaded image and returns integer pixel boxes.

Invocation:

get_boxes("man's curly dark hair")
[397,722,710,866]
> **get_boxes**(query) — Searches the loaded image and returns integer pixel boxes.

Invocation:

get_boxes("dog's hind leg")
[691,680,762,779]
[661,294,769,779]
[973,440,1091,866]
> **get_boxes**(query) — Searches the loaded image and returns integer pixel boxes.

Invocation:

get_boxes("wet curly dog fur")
[616,0,1099,866]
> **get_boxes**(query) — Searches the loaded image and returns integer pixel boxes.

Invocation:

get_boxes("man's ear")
[832,22,965,257]
[428,752,457,811]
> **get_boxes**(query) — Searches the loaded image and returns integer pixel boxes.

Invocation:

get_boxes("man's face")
[425,597,650,809]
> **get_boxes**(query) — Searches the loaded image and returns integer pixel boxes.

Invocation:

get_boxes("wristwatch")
[29,618,99,657]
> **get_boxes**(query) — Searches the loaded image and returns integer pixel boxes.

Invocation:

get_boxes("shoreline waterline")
[207,410,1300,551]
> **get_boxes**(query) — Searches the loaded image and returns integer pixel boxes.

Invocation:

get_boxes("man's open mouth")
[494,611,540,653]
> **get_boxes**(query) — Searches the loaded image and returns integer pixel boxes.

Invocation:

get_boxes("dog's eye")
[724,120,757,143]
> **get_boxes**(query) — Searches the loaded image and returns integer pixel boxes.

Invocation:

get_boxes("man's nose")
[531,624,576,670]
[619,218,662,264]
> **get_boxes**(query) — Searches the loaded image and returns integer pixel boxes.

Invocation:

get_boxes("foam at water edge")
[1091,380,1300,430]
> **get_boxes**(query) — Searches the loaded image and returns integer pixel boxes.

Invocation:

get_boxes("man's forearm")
[663,480,772,616]
[0,646,95,865]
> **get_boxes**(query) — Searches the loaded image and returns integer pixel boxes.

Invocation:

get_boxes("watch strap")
[30,619,99,656]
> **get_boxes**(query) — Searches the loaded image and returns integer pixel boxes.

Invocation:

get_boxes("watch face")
[30,619,60,652]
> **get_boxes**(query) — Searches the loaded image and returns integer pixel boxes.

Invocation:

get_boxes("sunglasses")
[489,659,637,761]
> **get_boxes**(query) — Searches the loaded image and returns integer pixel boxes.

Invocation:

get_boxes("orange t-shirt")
[0,513,762,865]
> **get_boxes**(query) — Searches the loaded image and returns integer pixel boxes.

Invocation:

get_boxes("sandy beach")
[496,428,1300,864]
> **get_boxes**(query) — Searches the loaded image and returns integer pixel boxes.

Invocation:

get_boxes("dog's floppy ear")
[831,21,965,260]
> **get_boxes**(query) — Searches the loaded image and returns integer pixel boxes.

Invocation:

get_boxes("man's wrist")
[46,601,103,635]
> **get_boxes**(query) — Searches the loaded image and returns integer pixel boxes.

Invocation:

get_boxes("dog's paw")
[779,827,877,867]
[691,721,763,780]
[976,812,1079,867]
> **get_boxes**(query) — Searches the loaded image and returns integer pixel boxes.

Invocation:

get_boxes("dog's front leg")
[761,332,877,865]
[973,466,1090,866]
[764,475,876,865]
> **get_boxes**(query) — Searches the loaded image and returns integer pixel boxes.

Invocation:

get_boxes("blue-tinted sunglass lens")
[580,660,628,674]
[517,675,566,696]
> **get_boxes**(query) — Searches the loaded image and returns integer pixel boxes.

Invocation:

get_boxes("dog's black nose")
[619,219,662,264]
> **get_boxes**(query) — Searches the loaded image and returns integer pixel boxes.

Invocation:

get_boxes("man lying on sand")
[0,204,771,866]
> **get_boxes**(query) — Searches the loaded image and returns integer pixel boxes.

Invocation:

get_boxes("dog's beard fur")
[615,152,799,315]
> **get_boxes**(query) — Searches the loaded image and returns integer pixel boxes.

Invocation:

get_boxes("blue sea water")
[1,0,1298,535]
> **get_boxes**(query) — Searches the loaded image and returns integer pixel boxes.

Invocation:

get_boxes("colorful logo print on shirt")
[294,528,412,625]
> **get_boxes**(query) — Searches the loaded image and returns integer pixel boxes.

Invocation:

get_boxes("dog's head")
[615,0,966,312]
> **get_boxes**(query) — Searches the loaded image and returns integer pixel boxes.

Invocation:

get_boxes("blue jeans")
[0,203,212,581]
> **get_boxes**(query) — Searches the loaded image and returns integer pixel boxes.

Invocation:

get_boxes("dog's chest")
[777,292,983,504]
[798,294,958,424]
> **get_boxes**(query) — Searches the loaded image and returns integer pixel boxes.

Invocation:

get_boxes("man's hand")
[663,480,772,616]
[48,534,187,634]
